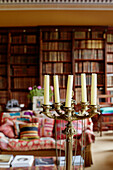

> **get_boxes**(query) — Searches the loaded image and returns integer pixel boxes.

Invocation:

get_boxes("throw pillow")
[1,114,32,124]
[13,120,26,137]
[19,123,39,140]
[32,116,54,137]
[0,119,15,138]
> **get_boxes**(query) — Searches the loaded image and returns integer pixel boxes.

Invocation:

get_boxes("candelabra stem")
[63,121,76,170]
[66,135,73,170]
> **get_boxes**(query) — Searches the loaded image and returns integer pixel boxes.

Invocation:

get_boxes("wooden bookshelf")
[106,28,113,98]
[10,28,39,107]
[0,27,40,109]
[0,30,9,107]
[40,27,72,99]
[0,26,112,109]
[73,27,106,103]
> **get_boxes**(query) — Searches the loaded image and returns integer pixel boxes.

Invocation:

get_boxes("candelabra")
[41,100,99,170]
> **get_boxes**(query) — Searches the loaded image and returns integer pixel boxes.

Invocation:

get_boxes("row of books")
[42,75,68,88]
[0,91,8,104]
[107,75,113,86]
[75,87,104,104]
[107,90,113,103]
[74,32,86,39]
[13,77,37,89]
[0,35,8,43]
[74,31,103,39]
[75,62,104,73]
[107,34,113,43]
[43,51,71,61]
[42,42,71,50]
[0,154,84,168]
[10,56,37,64]
[107,44,113,52]
[75,74,104,86]
[107,54,113,62]
[75,40,104,49]
[11,45,37,54]
[75,75,92,86]
[107,65,113,72]
[43,63,71,74]
[0,65,7,75]
[11,35,37,44]
[12,65,38,76]
[0,77,7,88]
[60,89,66,99]
[43,31,71,40]
[74,49,103,59]
[75,87,92,103]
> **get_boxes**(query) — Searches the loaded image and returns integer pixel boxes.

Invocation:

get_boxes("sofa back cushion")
[1,112,32,124]
[0,119,15,138]
[19,123,39,139]
[32,116,54,137]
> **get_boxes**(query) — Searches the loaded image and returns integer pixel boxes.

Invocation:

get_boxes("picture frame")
[32,96,44,111]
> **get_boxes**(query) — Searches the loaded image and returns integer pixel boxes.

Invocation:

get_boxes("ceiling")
[1,4,113,27]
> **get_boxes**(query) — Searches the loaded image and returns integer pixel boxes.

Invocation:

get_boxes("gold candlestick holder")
[41,100,99,170]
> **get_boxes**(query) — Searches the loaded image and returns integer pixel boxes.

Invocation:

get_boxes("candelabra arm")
[67,102,99,121]
[41,104,72,121]
[54,103,62,115]
[89,105,100,116]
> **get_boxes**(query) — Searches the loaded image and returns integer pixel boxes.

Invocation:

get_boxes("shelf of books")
[40,27,72,99]
[9,28,39,107]
[0,31,9,106]
[106,29,113,99]
[73,29,105,103]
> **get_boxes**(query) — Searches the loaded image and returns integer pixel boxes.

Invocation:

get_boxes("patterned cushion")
[13,121,26,137]
[32,116,54,137]
[0,119,15,138]
[2,115,32,124]
[1,112,21,124]
[19,123,39,140]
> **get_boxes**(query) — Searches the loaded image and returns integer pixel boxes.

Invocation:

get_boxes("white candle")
[44,75,50,105]
[65,75,73,107]
[81,73,87,102]
[91,73,97,105]
[53,75,60,103]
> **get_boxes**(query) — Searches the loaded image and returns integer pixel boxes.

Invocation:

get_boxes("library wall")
[0,26,113,109]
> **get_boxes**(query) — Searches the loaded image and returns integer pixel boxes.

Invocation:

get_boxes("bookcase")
[73,27,106,103]
[0,30,9,107]
[106,27,113,100]
[0,26,112,109]
[0,27,40,109]
[39,27,73,99]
